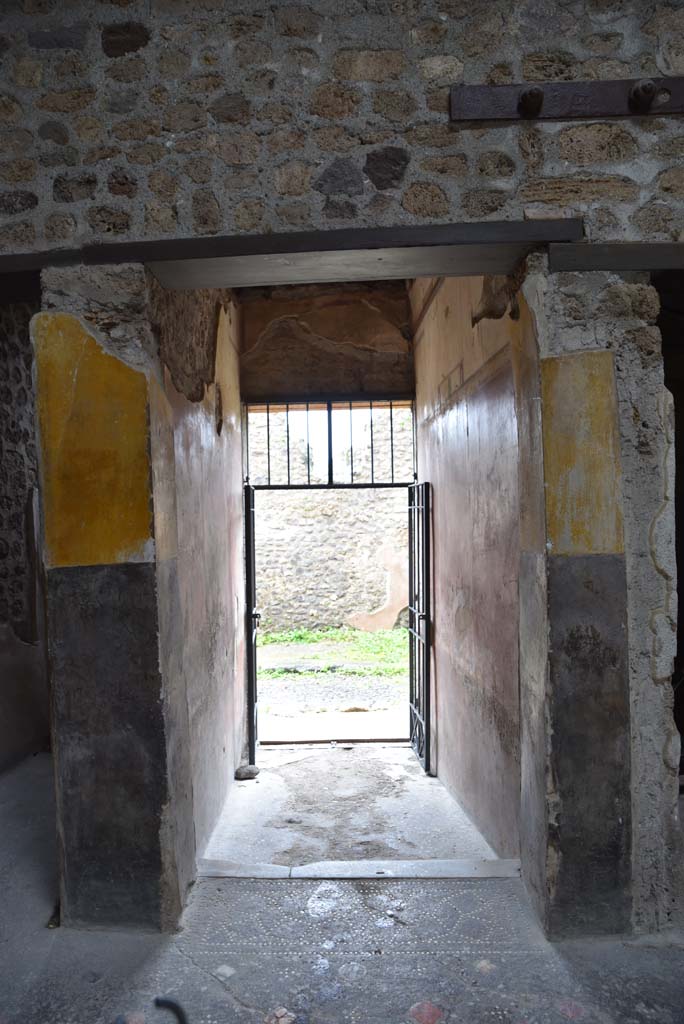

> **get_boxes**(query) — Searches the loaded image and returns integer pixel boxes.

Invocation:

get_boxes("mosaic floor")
[2,756,684,1024]
[4,876,684,1024]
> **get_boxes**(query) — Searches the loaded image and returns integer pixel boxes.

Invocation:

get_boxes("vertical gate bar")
[286,402,291,486]
[244,404,250,482]
[411,400,417,479]
[407,480,431,771]
[244,484,258,765]
[408,484,414,721]
[327,401,333,485]
[417,484,422,721]
[370,400,375,484]
[423,482,431,773]
[349,400,354,484]
[306,401,311,485]
[266,402,271,486]
[417,496,421,748]
[390,400,395,484]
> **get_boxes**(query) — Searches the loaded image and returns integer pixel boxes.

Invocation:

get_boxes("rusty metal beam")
[450,77,684,123]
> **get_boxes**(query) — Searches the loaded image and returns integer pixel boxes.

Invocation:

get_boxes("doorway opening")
[202,275,519,878]
[243,399,420,752]
[28,218,672,936]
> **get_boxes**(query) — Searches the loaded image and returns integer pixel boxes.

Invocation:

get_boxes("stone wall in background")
[0,2,683,252]
[255,486,408,632]
[251,389,413,632]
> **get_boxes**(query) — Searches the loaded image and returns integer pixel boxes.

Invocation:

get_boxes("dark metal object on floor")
[450,77,684,122]
[154,997,189,1024]
[408,482,431,773]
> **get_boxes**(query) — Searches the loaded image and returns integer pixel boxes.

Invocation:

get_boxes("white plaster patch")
[338,961,367,981]
[307,881,344,917]
[214,964,236,981]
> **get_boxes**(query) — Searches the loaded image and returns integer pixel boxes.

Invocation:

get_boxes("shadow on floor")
[0,753,58,939]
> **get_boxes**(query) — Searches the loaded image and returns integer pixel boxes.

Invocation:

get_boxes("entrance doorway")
[243,399,425,758]
[200,287,518,877]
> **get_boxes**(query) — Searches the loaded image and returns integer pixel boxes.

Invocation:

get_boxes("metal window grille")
[244,398,415,489]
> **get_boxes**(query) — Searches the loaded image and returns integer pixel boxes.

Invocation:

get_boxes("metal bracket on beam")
[450,77,684,123]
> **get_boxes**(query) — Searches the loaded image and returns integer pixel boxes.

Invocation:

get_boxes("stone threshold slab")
[198,859,290,878]
[198,858,521,880]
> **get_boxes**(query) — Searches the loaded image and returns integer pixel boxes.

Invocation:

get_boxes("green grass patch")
[258,626,408,679]
[259,665,406,681]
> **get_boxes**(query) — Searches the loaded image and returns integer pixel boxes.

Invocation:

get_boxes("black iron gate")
[244,483,259,764]
[408,482,431,772]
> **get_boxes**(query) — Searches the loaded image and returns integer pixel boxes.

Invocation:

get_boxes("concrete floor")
[258,706,408,743]
[0,753,58,949]
[257,640,408,742]
[2,754,684,1024]
[203,744,496,870]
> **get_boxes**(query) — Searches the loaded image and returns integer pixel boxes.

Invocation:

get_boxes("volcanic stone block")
[101,23,150,58]
[546,552,632,936]
[47,561,167,928]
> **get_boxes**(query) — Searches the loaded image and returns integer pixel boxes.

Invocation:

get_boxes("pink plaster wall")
[153,299,246,858]
[412,277,521,857]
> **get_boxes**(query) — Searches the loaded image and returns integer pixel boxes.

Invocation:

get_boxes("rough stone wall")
[0,300,39,634]
[657,271,684,773]
[1,3,684,251]
[253,403,413,631]
[0,292,49,772]
[523,254,683,932]
[42,261,157,372]
[148,273,231,401]
[256,487,408,632]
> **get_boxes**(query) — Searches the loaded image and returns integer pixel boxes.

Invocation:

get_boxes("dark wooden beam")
[0,219,584,279]
[150,242,551,289]
[549,242,684,273]
[145,221,583,290]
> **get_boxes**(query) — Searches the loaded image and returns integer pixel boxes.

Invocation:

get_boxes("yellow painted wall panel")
[541,350,624,556]
[33,312,153,568]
